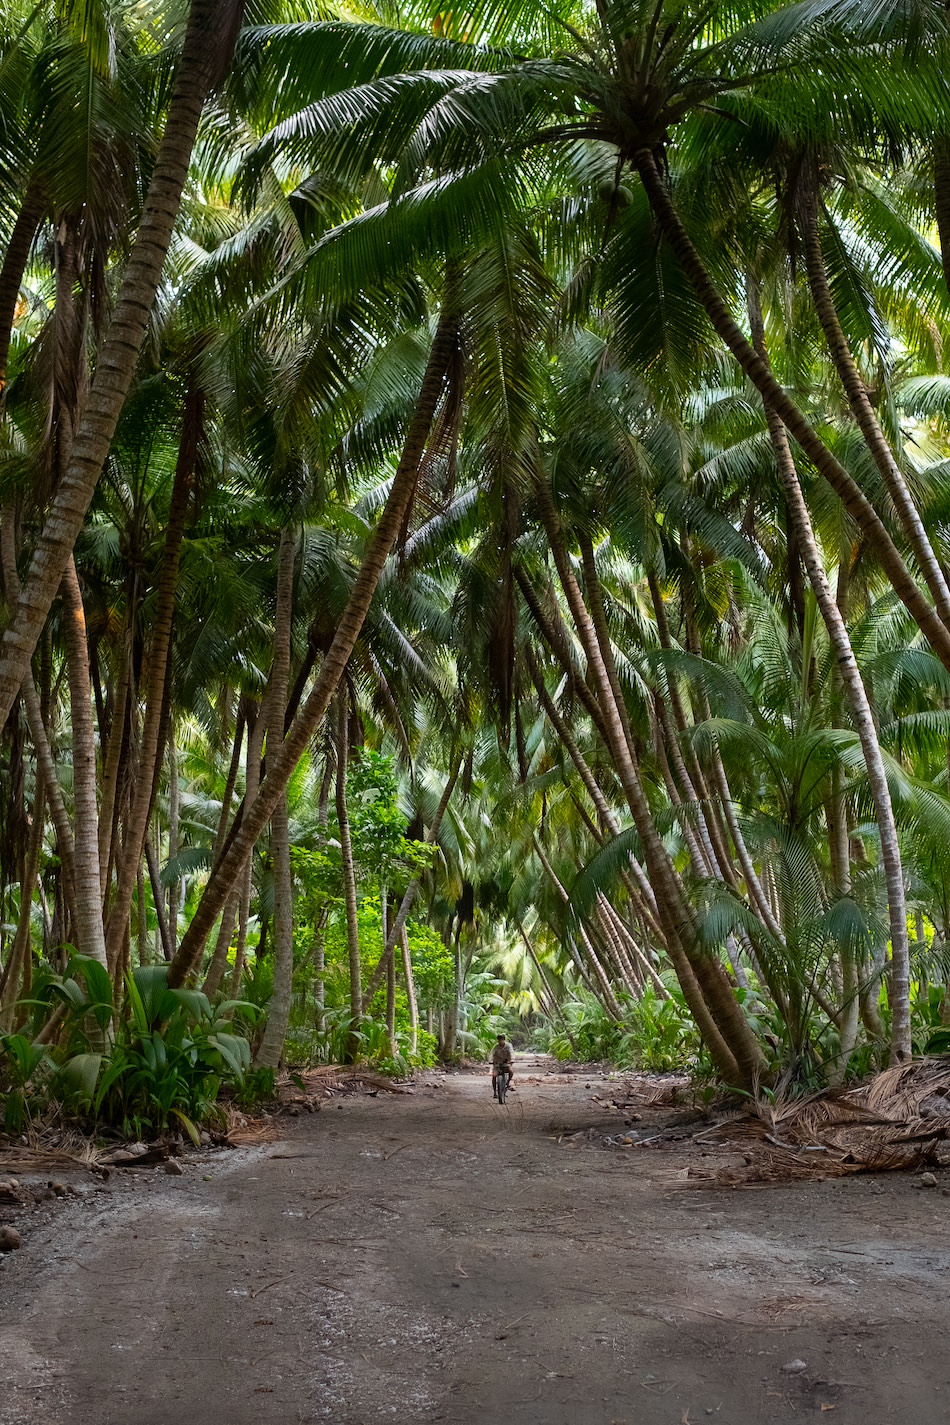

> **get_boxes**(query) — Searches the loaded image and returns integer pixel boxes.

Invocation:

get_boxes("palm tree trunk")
[747,282,912,1063]
[827,768,860,1082]
[799,181,950,629]
[98,631,131,893]
[105,389,201,964]
[361,752,462,1008]
[167,730,181,950]
[212,703,246,866]
[0,775,44,1017]
[202,888,239,997]
[533,836,624,1018]
[335,693,361,1063]
[256,528,297,1069]
[634,146,950,674]
[386,909,397,1059]
[401,927,418,1058]
[0,179,46,395]
[144,838,174,962]
[525,641,661,930]
[536,481,756,1084]
[934,128,950,302]
[170,302,462,986]
[136,862,149,966]
[228,863,253,1000]
[0,0,244,730]
[60,560,107,968]
[0,519,76,912]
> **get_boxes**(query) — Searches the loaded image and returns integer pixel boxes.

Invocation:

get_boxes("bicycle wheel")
[496,1070,508,1106]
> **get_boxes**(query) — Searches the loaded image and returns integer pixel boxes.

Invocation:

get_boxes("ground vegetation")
[4,0,950,1125]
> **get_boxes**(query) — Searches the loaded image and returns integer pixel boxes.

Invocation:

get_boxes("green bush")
[1,958,259,1142]
[545,984,703,1072]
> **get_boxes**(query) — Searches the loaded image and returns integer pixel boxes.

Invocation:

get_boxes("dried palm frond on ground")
[282,1066,412,1098]
[0,1145,103,1173]
[220,1108,280,1147]
[614,1076,689,1108]
[689,1057,950,1186]
[0,1125,106,1173]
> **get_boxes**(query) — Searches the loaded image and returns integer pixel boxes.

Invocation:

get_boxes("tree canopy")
[4,0,950,1119]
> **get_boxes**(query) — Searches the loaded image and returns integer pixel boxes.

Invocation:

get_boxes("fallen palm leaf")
[690,1057,950,1186]
[284,1066,411,1096]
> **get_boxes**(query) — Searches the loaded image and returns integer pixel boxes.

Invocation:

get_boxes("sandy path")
[2,1059,950,1423]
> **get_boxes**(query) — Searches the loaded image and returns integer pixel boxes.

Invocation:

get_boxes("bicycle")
[494,1064,511,1105]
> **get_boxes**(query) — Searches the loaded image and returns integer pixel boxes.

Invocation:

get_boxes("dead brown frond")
[281,1066,411,1098]
[0,1145,103,1173]
[690,1057,950,1187]
[220,1107,280,1147]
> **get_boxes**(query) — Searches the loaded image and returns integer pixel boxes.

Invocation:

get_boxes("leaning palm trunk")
[0,0,244,730]
[0,179,46,395]
[798,183,950,630]
[105,391,203,964]
[256,528,297,1069]
[202,888,239,997]
[533,836,624,1019]
[0,522,77,914]
[535,482,760,1085]
[169,302,462,986]
[747,283,912,1063]
[361,752,462,1009]
[633,147,950,674]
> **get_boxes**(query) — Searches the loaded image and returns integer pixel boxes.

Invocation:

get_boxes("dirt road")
[2,1059,950,1423]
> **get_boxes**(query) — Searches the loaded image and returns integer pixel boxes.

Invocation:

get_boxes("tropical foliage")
[4,0,950,1125]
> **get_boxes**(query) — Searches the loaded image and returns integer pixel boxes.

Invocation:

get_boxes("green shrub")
[545,984,703,1072]
[1,958,258,1142]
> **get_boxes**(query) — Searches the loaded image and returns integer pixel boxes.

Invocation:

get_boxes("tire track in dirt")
[2,1060,950,1423]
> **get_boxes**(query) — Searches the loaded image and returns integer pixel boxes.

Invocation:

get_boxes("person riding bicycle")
[491,1034,515,1099]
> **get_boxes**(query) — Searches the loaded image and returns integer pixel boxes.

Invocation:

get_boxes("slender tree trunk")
[799,182,950,629]
[229,863,252,1000]
[313,912,327,1036]
[98,632,131,893]
[144,838,174,962]
[0,0,244,729]
[0,520,76,912]
[747,280,912,1063]
[336,693,361,1062]
[170,301,461,986]
[536,481,757,1084]
[167,730,181,949]
[385,900,397,1059]
[0,179,46,397]
[525,641,662,931]
[202,888,239,997]
[136,862,149,966]
[935,133,950,299]
[361,752,462,1009]
[212,703,245,867]
[634,146,950,673]
[60,560,107,968]
[401,927,418,1058]
[516,570,612,746]
[0,778,44,1018]
[533,836,624,1019]
[827,769,860,1082]
[256,528,297,1069]
[105,389,201,963]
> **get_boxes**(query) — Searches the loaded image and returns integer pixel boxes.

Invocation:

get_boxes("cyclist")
[491,1034,515,1099]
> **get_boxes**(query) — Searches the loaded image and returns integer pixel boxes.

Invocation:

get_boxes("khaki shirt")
[491,1042,513,1068]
